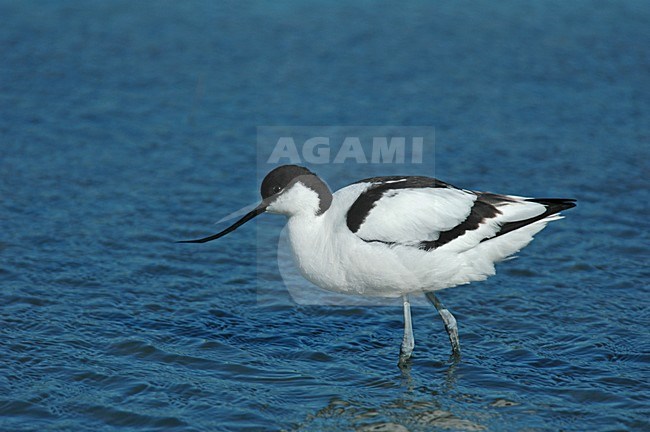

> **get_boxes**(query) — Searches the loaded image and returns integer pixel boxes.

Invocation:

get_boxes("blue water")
[1,0,649,430]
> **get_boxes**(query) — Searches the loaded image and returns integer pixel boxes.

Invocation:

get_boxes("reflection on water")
[308,399,486,431]
[303,361,485,431]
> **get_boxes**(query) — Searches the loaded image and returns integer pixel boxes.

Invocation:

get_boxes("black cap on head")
[260,165,315,199]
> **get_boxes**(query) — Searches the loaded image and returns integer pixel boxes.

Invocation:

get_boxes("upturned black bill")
[177,203,267,243]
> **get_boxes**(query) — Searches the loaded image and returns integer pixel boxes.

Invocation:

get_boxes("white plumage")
[180,165,575,364]
[275,178,566,297]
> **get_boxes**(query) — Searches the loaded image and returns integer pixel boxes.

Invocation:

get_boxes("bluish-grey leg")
[398,295,415,366]
[425,292,461,357]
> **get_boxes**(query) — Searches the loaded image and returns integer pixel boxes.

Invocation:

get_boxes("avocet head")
[261,165,332,216]
[178,165,332,243]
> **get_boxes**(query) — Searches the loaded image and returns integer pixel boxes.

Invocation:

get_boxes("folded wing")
[346,176,575,252]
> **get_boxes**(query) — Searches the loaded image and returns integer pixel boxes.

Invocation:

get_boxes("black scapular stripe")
[346,176,452,233]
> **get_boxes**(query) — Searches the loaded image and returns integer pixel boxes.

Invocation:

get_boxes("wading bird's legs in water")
[425,292,461,358]
[398,294,415,366]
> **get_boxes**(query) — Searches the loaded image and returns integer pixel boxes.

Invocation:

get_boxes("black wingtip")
[526,198,577,213]
[484,198,576,241]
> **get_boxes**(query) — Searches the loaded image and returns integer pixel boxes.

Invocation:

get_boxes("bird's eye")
[272,185,282,194]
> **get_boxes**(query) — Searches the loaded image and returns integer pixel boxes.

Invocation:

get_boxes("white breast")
[283,184,426,296]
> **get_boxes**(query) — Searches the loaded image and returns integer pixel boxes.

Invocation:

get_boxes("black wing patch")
[419,196,501,250]
[346,176,453,233]
[424,196,576,249]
